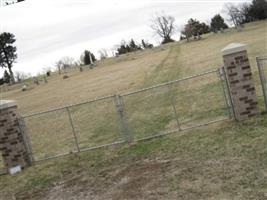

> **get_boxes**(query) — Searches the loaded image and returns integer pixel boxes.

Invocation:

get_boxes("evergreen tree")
[0,78,4,85]
[117,44,127,55]
[125,44,131,53]
[117,39,143,55]
[83,50,96,65]
[199,22,211,34]
[210,14,229,32]
[129,39,141,51]
[250,0,267,20]
[141,39,153,49]
[84,50,91,65]
[90,52,96,63]
[141,39,147,49]
[0,32,17,84]
[181,19,211,41]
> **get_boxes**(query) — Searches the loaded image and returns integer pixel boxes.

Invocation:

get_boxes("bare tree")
[55,60,64,74]
[223,3,243,29]
[14,71,28,83]
[150,13,176,44]
[181,23,193,42]
[73,60,82,67]
[55,56,74,74]
[61,56,74,69]
[98,49,108,60]
[238,2,253,23]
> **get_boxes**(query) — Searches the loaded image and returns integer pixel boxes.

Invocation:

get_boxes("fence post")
[66,107,80,152]
[256,57,267,111]
[168,84,182,131]
[114,94,132,143]
[0,100,32,173]
[221,43,259,121]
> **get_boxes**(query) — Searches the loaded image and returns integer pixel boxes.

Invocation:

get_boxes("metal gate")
[120,69,232,141]
[19,68,232,163]
[257,56,267,111]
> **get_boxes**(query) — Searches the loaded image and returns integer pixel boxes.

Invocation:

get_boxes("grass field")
[0,20,267,200]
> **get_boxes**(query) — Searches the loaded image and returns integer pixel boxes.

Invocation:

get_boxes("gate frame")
[18,68,232,165]
[120,68,232,132]
[256,56,267,111]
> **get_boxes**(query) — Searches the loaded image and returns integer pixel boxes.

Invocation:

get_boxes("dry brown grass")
[1,47,170,114]
[1,21,266,116]
[0,20,267,200]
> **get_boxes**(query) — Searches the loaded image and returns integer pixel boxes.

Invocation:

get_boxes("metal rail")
[217,68,232,119]
[121,69,218,96]
[22,94,115,118]
[135,118,229,142]
[257,56,267,111]
[32,117,229,163]
[18,68,232,165]
[221,67,237,120]
[22,69,219,118]
[34,140,126,163]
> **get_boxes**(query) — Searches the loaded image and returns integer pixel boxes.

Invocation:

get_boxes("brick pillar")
[221,43,259,121]
[0,100,31,172]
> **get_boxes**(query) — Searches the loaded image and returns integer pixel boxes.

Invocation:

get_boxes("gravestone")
[43,76,48,83]
[33,77,39,85]
[221,43,259,121]
[22,84,27,91]
[0,100,31,173]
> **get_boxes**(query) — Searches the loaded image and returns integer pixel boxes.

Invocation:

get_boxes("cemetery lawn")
[0,20,267,199]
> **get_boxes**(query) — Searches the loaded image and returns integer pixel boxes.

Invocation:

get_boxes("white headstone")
[9,165,21,175]
[221,43,247,56]
[0,100,16,110]
[22,84,27,91]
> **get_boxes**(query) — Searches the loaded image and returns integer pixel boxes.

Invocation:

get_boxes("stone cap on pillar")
[221,43,247,56]
[0,100,17,110]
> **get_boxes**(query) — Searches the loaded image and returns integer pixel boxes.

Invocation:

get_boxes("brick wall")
[0,105,30,170]
[222,46,259,121]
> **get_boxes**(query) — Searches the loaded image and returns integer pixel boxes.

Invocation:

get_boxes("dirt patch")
[8,154,267,200]
[19,159,175,200]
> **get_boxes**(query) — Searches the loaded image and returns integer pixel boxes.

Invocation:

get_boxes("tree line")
[0,0,266,85]
[55,50,97,74]
[224,0,267,29]
[152,0,266,43]
[116,39,153,55]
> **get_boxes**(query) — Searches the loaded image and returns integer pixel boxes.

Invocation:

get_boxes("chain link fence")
[21,95,124,162]
[1,58,266,173]
[256,56,267,112]
[20,68,231,163]
[121,69,231,141]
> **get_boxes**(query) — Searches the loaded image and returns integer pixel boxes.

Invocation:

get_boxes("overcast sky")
[0,0,249,76]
